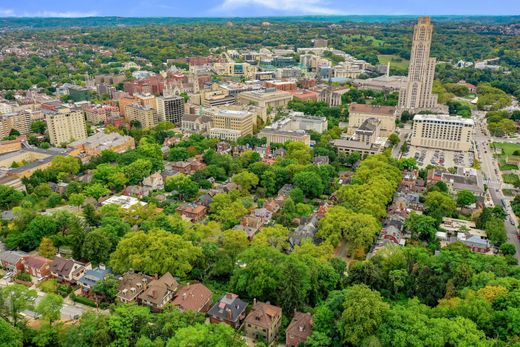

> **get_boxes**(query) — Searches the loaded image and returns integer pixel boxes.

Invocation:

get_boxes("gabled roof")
[286,312,313,340]
[0,251,27,265]
[78,267,113,287]
[245,302,282,329]
[138,272,178,305]
[23,255,52,270]
[208,293,247,322]
[349,103,396,116]
[50,256,86,277]
[172,283,212,312]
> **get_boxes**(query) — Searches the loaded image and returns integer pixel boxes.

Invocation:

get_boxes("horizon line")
[2,14,520,19]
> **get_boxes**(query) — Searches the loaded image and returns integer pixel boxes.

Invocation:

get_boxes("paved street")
[473,111,520,261]
[0,280,92,321]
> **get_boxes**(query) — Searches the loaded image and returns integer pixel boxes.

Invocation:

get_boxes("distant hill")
[1,15,519,30]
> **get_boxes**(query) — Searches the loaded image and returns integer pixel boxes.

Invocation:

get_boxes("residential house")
[169,157,206,175]
[196,193,214,207]
[77,265,114,296]
[50,256,91,284]
[172,283,213,313]
[117,272,152,303]
[208,293,247,329]
[142,172,164,191]
[138,272,179,311]
[0,251,27,272]
[234,216,264,239]
[286,312,313,347]
[244,301,282,345]
[176,203,207,221]
[289,214,319,249]
[264,198,281,214]
[313,156,329,166]
[21,255,52,279]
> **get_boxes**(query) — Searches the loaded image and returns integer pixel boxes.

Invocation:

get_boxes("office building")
[258,112,327,146]
[258,128,310,146]
[347,103,397,137]
[410,114,474,151]
[206,108,255,141]
[125,104,158,129]
[46,108,87,146]
[399,17,438,112]
[236,89,293,111]
[156,95,184,124]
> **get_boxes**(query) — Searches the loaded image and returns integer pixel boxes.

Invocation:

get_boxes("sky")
[0,0,518,17]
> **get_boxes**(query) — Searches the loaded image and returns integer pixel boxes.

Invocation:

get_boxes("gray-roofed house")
[117,272,152,303]
[208,293,247,329]
[0,250,27,272]
[289,214,319,248]
[77,265,114,295]
[50,256,91,284]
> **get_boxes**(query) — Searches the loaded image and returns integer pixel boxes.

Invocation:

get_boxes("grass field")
[493,142,520,171]
[344,34,384,46]
[503,173,520,187]
[377,54,409,70]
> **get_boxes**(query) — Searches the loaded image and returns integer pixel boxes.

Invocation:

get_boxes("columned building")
[399,17,438,112]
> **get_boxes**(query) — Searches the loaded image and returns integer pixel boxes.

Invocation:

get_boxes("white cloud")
[215,0,344,15]
[0,9,98,17]
[22,11,99,17]
[0,8,15,16]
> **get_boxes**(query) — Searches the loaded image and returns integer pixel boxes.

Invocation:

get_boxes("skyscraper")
[156,95,184,125]
[398,17,438,112]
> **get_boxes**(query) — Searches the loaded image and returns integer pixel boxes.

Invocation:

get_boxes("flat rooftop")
[413,114,474,126]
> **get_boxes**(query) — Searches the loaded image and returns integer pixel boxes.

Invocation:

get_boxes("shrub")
[39,279,58,293]
[70,293,97,307]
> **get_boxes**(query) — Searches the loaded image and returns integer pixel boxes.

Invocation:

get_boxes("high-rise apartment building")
[45,108,87,146]
[410,114,474,151]
[125,104,158,129]
[135,93,157,110]
[0,112,31,138]
[156,95,184,124]
[398,17,438,112]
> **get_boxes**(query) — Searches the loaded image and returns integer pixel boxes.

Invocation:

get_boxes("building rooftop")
[349,103,396,116]
[413,114,474,126]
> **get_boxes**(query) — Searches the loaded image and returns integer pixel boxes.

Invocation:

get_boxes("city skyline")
[1,0,519,18]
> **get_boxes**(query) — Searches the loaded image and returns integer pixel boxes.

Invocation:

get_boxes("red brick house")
[21,256,52,279]
[176,203,207,221]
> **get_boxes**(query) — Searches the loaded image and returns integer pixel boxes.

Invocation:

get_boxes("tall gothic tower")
[398,17,438,112]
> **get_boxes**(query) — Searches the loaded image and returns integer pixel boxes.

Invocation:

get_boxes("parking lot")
[407,146,474,169]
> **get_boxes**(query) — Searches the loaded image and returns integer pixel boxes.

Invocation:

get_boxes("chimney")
[226,293,233,299]
[227,309,233,320]
[253,298,257,306]
[99,263,106,270]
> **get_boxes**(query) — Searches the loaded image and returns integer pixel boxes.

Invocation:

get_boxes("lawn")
[493,142,520,171]
[502,173,520,188]
[377,54,409,70]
